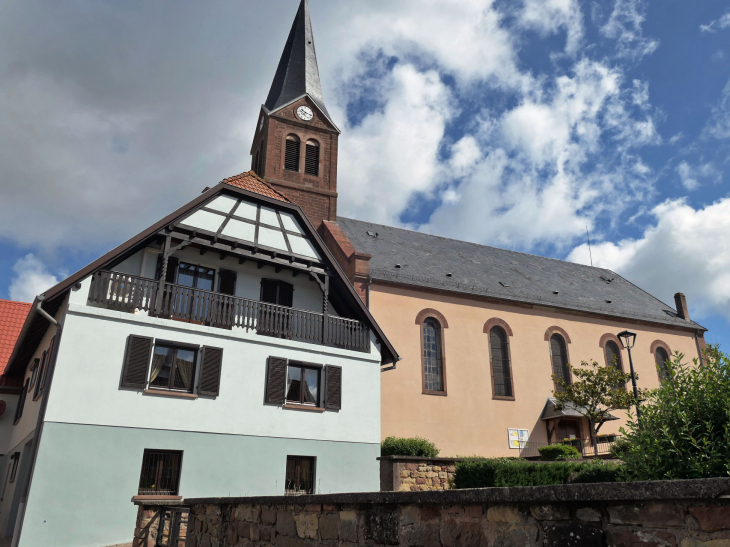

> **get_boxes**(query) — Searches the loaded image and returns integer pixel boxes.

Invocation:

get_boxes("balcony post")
[322,275,329,345]
[155,235,171,314]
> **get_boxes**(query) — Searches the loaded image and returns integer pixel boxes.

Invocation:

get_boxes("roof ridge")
[220,171,290,203]
[337,217,613,274]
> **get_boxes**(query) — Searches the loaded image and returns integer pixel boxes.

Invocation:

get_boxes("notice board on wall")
[508,429,529,449]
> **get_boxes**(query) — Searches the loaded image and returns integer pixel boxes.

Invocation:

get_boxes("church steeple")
[250,0,340,230]
[265,0,331,121]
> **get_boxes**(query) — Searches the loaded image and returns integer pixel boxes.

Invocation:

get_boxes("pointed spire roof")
[265,0,331,120]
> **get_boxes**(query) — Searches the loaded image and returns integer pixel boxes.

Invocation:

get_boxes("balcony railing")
[518,436,620,459]
[89,271,370,352]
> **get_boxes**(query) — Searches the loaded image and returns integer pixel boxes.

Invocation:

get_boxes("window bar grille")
[138,450,182,496]
[285,456,315,496]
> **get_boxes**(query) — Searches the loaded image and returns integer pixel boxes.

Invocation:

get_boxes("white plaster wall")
[44,304,382,445]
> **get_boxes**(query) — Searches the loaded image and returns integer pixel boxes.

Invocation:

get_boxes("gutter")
[695,330,705,366]
[381,356,401,373]
[12,296,63,547]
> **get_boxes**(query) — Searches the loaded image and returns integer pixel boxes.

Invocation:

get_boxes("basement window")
[138,450,183,496]
[285,456,316,496]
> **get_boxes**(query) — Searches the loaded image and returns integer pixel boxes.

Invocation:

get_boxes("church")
[251,0,707,458]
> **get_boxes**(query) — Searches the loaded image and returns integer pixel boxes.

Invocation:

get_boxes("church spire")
[265,0,330,119]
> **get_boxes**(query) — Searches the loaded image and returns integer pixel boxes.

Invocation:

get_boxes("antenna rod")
[586,226,593,267]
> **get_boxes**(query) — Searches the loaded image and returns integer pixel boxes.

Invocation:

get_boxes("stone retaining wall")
[133,477,730,547]
[379,457,461,492]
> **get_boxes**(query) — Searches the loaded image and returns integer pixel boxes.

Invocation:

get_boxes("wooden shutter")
[265,357,287,404]
[325,365,342,410]
[121,335,154,389]
[218,269,237,296]
[284,138,300,172]
[199,346,224,397]
[14,379,29,424]
[304,142,320,176]
[278,282,294,308]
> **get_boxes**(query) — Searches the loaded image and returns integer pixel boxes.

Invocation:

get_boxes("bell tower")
[250,0,340,230]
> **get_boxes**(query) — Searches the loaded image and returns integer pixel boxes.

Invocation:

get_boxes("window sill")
[133,495,183,502]
[283,404,326,413]
[492,395,516,401]
[422,390,447,397]
[144,389,198,400]
[32,393,43,402]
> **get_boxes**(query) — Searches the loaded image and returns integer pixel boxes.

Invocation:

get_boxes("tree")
[552,360,642,456]
[619,347,730,480]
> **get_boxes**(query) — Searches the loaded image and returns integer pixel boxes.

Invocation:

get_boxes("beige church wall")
[371,282,702,458]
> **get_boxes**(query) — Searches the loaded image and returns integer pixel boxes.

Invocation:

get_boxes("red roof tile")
[0,300,32,375]
[221,171,290,202]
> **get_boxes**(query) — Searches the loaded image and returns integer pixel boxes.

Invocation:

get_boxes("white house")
[1,173,398,547]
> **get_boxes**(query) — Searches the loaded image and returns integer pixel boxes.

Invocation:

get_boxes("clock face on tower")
[296,106,314,121]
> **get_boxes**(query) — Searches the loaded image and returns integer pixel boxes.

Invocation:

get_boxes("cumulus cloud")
[700,11,730,33]
[9,255,60,303]
[568,198,730,321]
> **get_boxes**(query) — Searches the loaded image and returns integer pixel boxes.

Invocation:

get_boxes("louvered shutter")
[304,143,320,176]
[121,335,154,389]
[199,346,224,397]
[266,357,287,404]
[284,138,300,172]
[325,365,342,410]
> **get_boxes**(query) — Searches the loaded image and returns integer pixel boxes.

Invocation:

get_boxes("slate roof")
[337,217,705,331]
[540,398,618,422]
[0,300,32,375]
[221,171,290,202]
[264,0,331,120]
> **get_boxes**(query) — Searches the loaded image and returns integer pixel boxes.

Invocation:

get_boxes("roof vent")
[446,273,453,278]
[605,300,612,304]
[600,276,614,284]
[553,291,560,295]
[500,281,510,287]
[367,231,378,238]
[395,264,402,269]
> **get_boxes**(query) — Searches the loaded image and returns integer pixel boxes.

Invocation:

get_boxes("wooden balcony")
[88,271,370,352]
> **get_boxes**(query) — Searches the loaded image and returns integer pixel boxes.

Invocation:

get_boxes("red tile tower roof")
[221,171,290,202]
[0,300,32,375]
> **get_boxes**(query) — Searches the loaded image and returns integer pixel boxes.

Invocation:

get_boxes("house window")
[304,140,320,176]
[550,334,571,392]
[260,279,294,307]
[284,135,301,172]
[655,347,670,382]
[33,351,47,401]
[422,318,444,392]
[8,453,20,483]
[13,380,29,425]
[177,262,215,292]
[28,359,40,390]
[285,456,315,495]
[286,364,321,406]
[489,326,513,398]
[138,450,183,496]
[149,344,198,393]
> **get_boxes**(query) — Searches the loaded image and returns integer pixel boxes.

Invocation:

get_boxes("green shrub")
[610,437,631,460]
[453,459,623,489]
[538,444,582,460]
[381,436,440,458]
[619,347,730,481]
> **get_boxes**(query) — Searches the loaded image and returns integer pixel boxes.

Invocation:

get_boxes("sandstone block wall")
[133,477,730,547]
[379,457,460,492]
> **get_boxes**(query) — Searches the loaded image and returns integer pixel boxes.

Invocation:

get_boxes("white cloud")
[517,0,584,54]
[600,0,659,60]
[567,198,730,321]
[676,161,720,191]
[700,11,730,33]
[703,79,730,141]
[677,162,698,191]
[9,254,60,303]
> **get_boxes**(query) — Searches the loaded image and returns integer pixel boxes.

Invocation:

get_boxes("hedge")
[381,436,440,458]
[538,444,582,460]
[452,459,623,489]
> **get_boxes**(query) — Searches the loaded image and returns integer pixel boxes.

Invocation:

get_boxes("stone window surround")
[483,318,515,401]
[650,339,672,383]
[280,129,323,178]
[545,326,573,392]
[415,308,448,396]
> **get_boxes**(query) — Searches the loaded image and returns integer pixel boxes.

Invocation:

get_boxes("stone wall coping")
[183,477,730,507]
[132,498,186,507]
[377,456,465,462]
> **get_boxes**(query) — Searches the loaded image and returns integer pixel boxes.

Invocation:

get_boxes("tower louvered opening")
[284,136,300,172]
[304,140,320,176]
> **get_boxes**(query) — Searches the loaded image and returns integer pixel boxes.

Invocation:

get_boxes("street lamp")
[617,330,641,420]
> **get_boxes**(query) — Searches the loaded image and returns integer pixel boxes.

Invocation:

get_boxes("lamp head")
[617,330,637,350]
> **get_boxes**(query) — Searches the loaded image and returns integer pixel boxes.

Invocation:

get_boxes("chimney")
[674,292,689,320]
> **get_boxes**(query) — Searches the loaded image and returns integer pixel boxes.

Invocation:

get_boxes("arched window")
[655,347,670,382]
[422,318,444,393]
[304,139,320,176]
[284,135,301,172]
[489,326,513,398]
[605,340,623,372]
[550,334,571,391]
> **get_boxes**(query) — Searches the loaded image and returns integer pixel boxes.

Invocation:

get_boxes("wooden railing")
[89,271,370,352]
[518,436,620,459]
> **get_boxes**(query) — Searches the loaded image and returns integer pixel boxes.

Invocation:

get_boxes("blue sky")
[0,0,729,349]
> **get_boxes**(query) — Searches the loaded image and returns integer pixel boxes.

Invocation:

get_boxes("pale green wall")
[19,422,379,547]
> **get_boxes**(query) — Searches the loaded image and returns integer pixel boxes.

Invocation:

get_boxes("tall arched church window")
[489,326,513,398]
[422,318,444,393]
[605,341,623,372]
[304,140,320,176]
[550,334,571,392]
[655,347,670,382]
[284,135,301,172]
